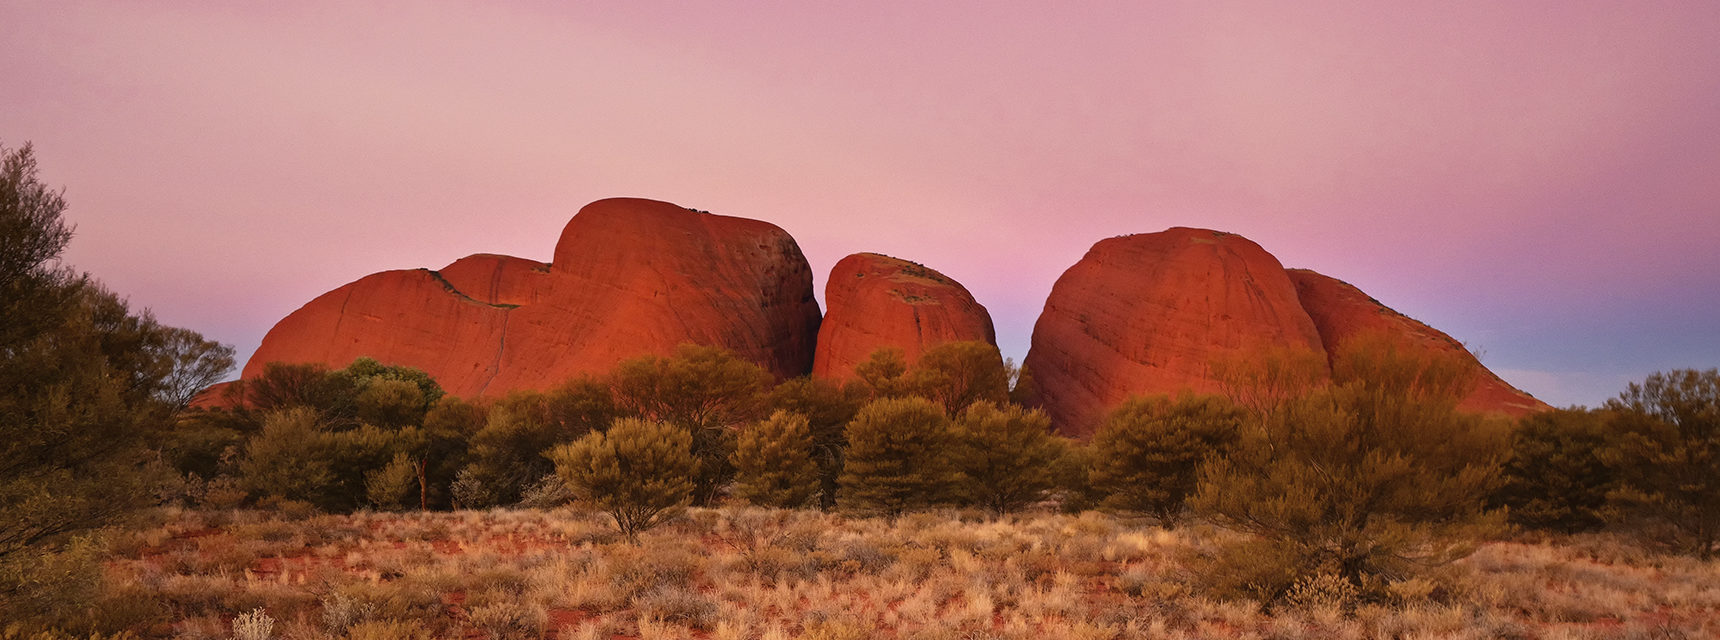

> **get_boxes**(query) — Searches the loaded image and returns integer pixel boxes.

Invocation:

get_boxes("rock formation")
[812,253,996,380]
[1287,269,1549,417]
[1022,228,1326,436]
[241,198,822,398]
[1023,227,1549,437]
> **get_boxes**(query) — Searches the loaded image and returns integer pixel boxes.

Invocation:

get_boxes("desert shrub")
[838,397,959,516]
[344,620,430,640]
[1191,332,1510,603]
[239,407,337,507]
[907,341,1011,415]
[601,541,706,599]
[551,418,698,542]
[768,377,866,509]
[948,401,1064,515]
[415,396,486,509]
[467,601,547,640]
[364,453,421,510]
[633,585,718,630]
[230,608,273,640]
[0,536,154,635]
[353,378,428,430]
[731,411,821,508]
[1493,408,1621,533]
[516,474,575,509]
[1603,368,1720,558]
[319,590,376,634]
[1088,394,1245,523]
[610,344,772,505]
[459,393,571,507]
[854,348,912,399]
[1049,442,1100,512]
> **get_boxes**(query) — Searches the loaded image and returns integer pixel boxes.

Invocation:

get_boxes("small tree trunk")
[416,457,430,511]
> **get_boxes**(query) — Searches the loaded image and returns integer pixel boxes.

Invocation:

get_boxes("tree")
[237,407,338,507]
[907,341,1010,415]
[731,411,821,508]
[948,401,1063,516]
[610,344,772,504]
[1493,408,1620,533]
[768,376,866,509]
[1604,369,1720,558]
[854,347,911,399]
[550,418,698,543]
[837,397,958,516]
[1088,394,1245,523]
[2,141,233,629]
[457,392,575,507]
[405,396,485,509]
[546,376,621,436]
[153,326,237,413]
[1191,332,1510,602]
[1212,344,1328,417]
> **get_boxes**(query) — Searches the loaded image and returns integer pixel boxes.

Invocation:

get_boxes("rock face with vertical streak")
[1022,227,1326,436]
[812,253,997,380]
[240,198,822,397]
[1287,268,1550,417]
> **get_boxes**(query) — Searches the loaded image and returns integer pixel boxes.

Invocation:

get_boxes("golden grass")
[63,506,1720,639]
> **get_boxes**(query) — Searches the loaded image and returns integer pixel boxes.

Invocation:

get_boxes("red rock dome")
[812,253,996,380]
[1022,227,1326,436]
[1287,269,1549,417]
[241,198,822,397]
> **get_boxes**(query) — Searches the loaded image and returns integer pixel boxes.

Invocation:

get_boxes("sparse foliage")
[1,141,231,631]
[1191,332,1510,602]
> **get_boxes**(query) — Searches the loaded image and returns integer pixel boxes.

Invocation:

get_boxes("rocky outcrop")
[1287,269,1549,417]
[812,253,996,379]
[1021,228,1326,436]
[241,198,822,398]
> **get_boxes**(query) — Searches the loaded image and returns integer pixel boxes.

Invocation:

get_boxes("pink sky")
[5,1,1717,408]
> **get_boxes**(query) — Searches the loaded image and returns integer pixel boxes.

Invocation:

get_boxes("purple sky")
[6,1,1718,408]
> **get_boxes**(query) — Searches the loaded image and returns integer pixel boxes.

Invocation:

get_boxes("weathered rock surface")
[241,198,822,397]
[1022,228,1326,436]
[812,253,997,380]
[1287,269,1549,417]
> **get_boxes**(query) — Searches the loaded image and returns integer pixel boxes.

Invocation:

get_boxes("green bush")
[907,341,1010,415]
[732,411,821,508]
[458,392,571,507]
[1604,369,1720,558]
[1088,394,1245,523]
[1191,332,1510,603]
[948,401,1063,515]
[768,376,866,509]
[837,397,958,516]
[550,418,699,542]
[2,143,228,629]
[610,344,772,505]
[1493,408,1620,533]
